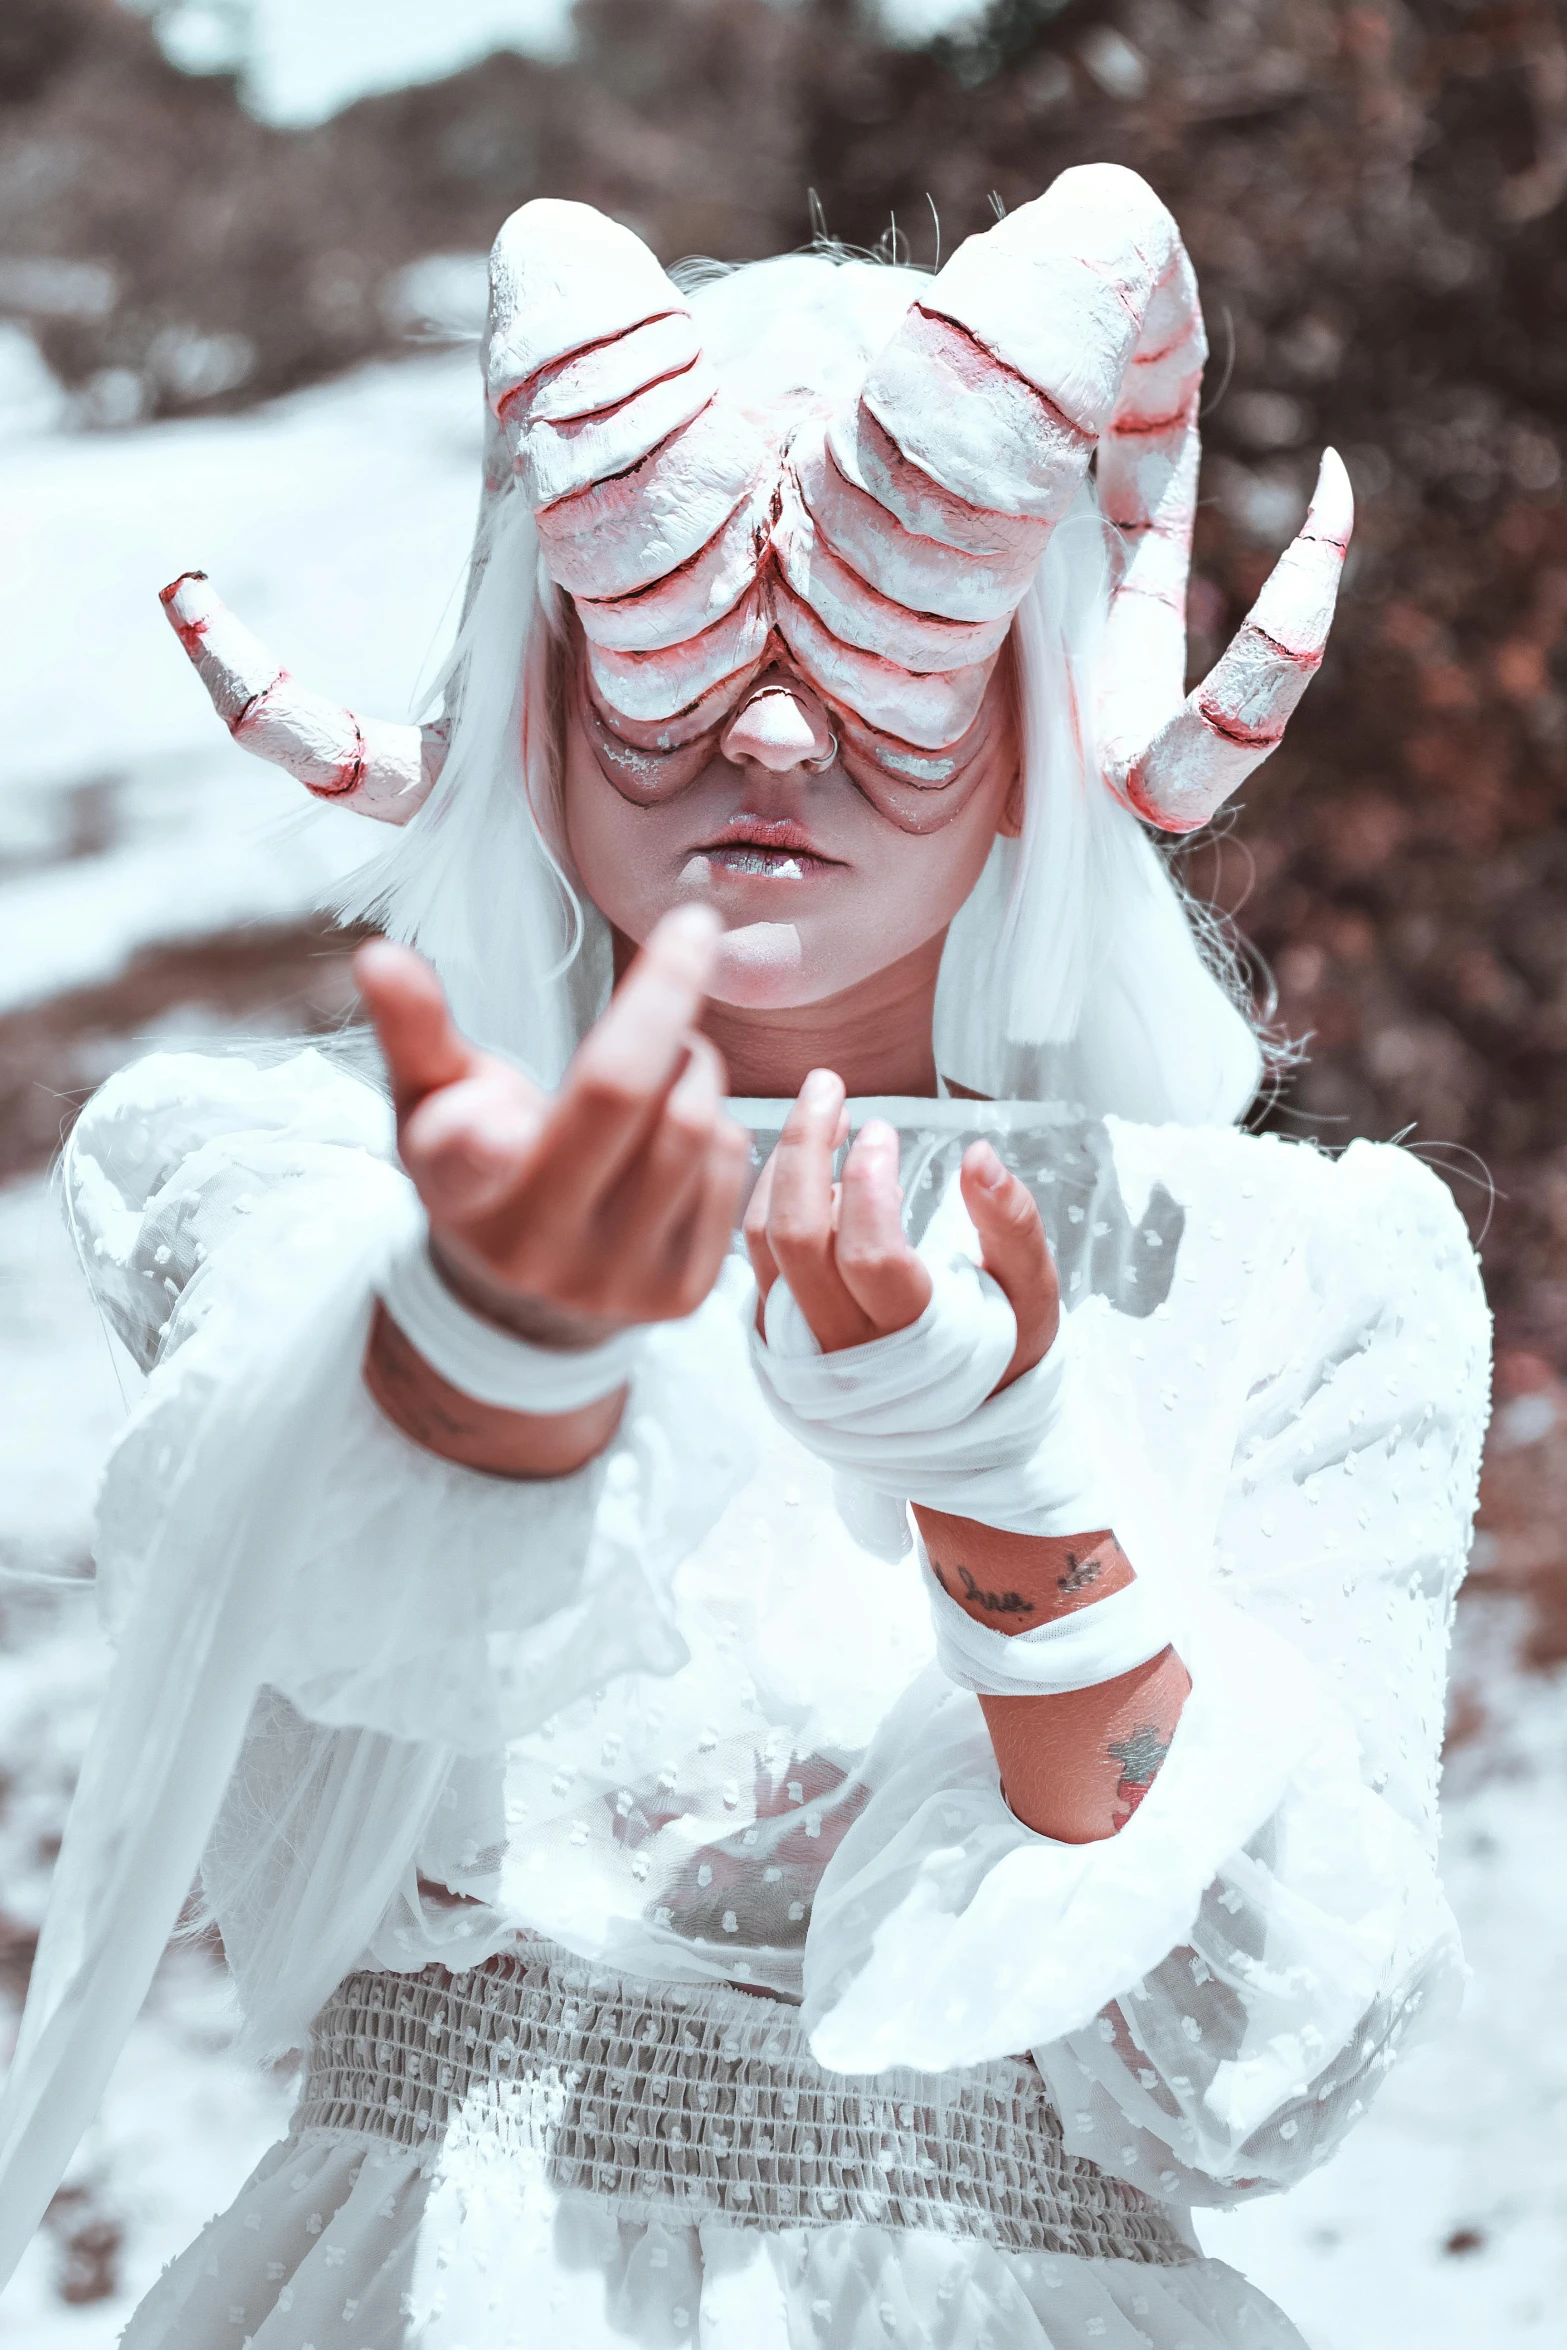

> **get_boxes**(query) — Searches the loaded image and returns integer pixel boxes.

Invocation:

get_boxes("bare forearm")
[912,1506,1190,1843]
[363,1302,625,1478]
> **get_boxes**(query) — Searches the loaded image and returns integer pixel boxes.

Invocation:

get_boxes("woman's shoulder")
[1106,1114,1478,1253]
[70,1043,394,1212]
[1070,1115,1486,1347]
[65,1045,399,1372]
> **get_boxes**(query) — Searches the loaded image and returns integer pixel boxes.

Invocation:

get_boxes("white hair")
[338,252,1261,1126]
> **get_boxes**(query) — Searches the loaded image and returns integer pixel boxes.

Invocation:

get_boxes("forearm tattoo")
[923,1529,1131,1630]
[1056,1544,1107,1597]
[366,1304,487,1448]
[1107,1722,1176,1829]
[363,1302,624,1478]
[913,1507,1186,1839]
[929,1559,1035,1617]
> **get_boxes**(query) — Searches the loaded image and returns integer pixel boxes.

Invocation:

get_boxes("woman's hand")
[743,1068,1059,1390]
[356,903,750,1347]
[746,1070,1182,1845]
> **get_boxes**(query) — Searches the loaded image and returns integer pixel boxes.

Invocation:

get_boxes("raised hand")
[356,903,750,1348]
[744,1069,1059,1390]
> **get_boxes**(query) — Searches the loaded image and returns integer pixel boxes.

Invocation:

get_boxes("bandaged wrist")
[749,1253,1179,1683]
[378,1223,641,1412]
[748,1253,1115,1538]
[920,1543,1174,1696]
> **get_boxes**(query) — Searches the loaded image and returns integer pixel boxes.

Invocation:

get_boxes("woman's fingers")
[834,1120,931,1334]
[355,939,480,1114]
[609,1032,730,1269]
[743,1149,780,1309]
[667,1114,752,1318]
[765,1070,872,1351]
[401,1071,547,1224]
[358,938,549,1222]
[745,1103,847,1320]
[961,1140,1060,1389]
[536,904,722,1212]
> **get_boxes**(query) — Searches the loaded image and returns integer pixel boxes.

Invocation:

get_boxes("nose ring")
[805,733,839,772]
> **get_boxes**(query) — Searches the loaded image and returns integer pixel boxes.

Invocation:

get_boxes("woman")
[0,169,1487,2347]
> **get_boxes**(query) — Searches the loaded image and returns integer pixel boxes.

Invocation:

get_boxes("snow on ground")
[0,1177,295,2344]
[1,353,1564,2347]
[0,349,483,1009]
[1201,1629,1567,2344]
[0,354,488,2337]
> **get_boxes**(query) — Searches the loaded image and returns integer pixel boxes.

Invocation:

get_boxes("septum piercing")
[746,683,837,771]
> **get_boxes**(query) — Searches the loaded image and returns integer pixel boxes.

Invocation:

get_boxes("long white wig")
[338,253,1262,1127]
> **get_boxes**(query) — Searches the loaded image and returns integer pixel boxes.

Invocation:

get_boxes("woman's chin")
[705,915,927,1011]
[708,920,812,1008]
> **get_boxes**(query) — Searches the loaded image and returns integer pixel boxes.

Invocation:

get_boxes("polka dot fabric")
[43,1056,1487,2346]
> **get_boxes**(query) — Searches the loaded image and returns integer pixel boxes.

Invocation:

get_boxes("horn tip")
[159,568,210,610]
[1307,447,1354,546]
[159,570,219,658]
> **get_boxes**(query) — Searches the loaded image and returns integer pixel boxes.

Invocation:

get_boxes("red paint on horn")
[230,669,292,740]
[159,572,212,655]
[305,717,369,799]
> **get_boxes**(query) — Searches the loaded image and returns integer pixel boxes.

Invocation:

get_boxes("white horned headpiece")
[162,164,1351,837]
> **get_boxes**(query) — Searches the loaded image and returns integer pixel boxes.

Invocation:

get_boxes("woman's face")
[560,629,1021,1010]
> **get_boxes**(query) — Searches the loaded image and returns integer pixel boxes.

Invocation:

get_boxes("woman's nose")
[719,682,836,772]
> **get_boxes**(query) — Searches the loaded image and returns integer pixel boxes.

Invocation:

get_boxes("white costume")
[0,170,1489,2349]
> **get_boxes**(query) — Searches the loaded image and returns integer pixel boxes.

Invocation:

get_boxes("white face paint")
[560,642,1022,1013]
[160,170,1351,852]
[490,175,1352,830]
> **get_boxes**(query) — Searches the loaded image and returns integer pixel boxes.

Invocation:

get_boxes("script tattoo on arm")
[929,1558,1036,1618]
[921,1523,1133,1632]
[911,1506,1188,1841]
[1056,1543,1108,1597]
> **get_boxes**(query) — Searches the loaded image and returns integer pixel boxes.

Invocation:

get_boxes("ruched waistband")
[295,1943,1191,2263]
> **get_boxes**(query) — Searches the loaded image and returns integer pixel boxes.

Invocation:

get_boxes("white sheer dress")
[4,1044,1489,2350]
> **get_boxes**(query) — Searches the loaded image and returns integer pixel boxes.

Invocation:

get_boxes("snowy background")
[3,3,1567,2345]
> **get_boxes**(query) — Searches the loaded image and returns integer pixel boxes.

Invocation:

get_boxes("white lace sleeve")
[801,1138,1489,2207]
[0,1051,755,2272]
[67,1048,750,1737]
[65,1044,396,1374]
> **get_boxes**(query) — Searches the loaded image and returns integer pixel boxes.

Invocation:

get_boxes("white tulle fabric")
[0,1050,1489,2308]
[122,2136,1298,2350]
[748,1205,1121,1561]
[119,1947,1306,2350]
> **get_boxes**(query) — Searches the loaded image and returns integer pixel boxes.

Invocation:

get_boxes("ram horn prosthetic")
[493,168,1350,816]
[1103,449,1354,831]
[485,200,772,741]
[161,175,1348,826]
[159,573,441,824]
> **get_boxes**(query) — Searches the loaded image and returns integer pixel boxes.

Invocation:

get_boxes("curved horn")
[773,163,1171,747]
[159,574,440,824]
[780,163,1349,812]
[488,200,771,743]
[1103,450,1354,831]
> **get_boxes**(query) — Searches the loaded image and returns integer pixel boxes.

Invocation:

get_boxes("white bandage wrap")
[378,1223,641,1412]
[750,1252,1114,1537]
[749,1245,1177,1694]
[920,1545,1175,1696]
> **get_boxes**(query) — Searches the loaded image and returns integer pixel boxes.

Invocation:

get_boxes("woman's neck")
[613,929,946,1099]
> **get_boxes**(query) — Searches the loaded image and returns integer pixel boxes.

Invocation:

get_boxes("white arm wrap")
[749,1249,1177,1694]
[749,1253,1114,1536]
[379,1223,641,1412]
[920,1545,1174,1696]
